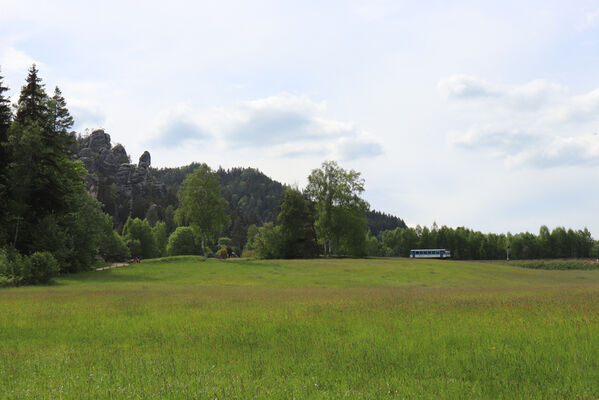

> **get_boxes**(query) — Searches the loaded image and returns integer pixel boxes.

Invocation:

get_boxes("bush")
[22,252,59,284]
[218,237,232,249]
[122,217,158,259]
[216,248,228,259]
[0,248,23,287]
[241,249,255,258]
[126,239,142,259]
[100,231,131,262]
[167,227,200,256]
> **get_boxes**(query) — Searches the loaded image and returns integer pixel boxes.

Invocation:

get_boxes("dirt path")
[96,262,129,271]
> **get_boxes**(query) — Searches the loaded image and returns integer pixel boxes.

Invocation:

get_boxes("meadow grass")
[1,257,599,399]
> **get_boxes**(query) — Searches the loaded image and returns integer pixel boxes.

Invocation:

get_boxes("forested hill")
[366,210,407,238]
[153,164,406,236]
[75,131,407,248]
[152,164,285,226]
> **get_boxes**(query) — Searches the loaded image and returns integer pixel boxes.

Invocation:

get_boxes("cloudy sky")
[1,0,599,235]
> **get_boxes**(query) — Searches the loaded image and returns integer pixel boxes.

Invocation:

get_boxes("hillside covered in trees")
[1,64,598,288]
[76,139,407,250]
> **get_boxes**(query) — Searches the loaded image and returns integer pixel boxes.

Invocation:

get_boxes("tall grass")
[1,258,599,398]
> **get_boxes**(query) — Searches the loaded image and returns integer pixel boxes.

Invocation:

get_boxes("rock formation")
[77,129,165,203]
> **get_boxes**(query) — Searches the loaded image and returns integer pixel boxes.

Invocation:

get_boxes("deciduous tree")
[176,163,230,255]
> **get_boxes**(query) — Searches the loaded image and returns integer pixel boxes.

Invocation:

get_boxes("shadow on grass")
[56,268,159,285]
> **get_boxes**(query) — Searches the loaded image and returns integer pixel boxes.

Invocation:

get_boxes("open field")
[1,257,599,399]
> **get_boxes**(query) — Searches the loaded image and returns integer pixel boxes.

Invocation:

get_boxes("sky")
[1,0,599,236]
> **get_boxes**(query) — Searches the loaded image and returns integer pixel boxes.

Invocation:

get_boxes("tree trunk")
[201,235,206,256]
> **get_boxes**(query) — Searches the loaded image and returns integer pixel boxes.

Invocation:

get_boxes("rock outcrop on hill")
[77,129,165,224]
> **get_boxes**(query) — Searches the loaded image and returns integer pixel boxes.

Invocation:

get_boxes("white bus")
[410,249,451,259]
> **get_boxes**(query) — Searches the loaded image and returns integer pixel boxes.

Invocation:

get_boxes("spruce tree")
[0,69,12,244]
[49,86,75,150]
[7,65,86,253]
[0,69,11,148]
[14,64,48,126]
[49,86,74,133]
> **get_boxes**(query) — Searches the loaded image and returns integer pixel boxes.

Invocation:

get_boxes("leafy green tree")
[217,237,232,249]
[365,231,385,256]
[127,239,142,259]
[122,217,157,259]
[176,163,230,255]
[247,223,282,259]
[145,205,160,227]
[99,230,131,262]
[306,161,368,256]
[167,226,199,256]
[152,221,168,257]
[277,188,318,259]
[164,205,177,234]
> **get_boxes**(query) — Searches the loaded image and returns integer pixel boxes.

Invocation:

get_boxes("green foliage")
[277,188,318,259]
[122,217,157,259]
[14,64,47,125]
[0,65,112,278]
[21,251,59,284]
[126,239,142,259]
[508,260,599,270]
[99,230,131,262]
[366,210,406,238]
[176,163,230,255]
[48,86,74,135]
[306,160,369,257]
[145,204,160,227]
[247,222,282,259]
[0,248,23,286]
[379,224,596,260]
[167,226,200,256]
[365,231,385,256]
[163,205,176,235]
[216,248,228,259]
[217,237,232,249]
[152,221,168,257]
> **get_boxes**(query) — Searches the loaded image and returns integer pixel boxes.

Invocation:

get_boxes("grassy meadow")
[1,257,599,399]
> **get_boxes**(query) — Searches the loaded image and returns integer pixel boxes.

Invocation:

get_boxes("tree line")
[1,64,597,287]
[0,65,131,285]
[368,224,598,260]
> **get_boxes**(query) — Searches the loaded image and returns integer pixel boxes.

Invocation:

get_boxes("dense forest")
[1,64,598,287]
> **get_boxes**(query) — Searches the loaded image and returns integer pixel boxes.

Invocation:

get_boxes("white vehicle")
[410,249,451,259]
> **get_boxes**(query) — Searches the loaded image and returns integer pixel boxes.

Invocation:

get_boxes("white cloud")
[146,94,384,161]
[549,88,599,124]
[507,134,599,169]
[0,46,39,73]
[438,74,566,110]
[443,76,599,169]
[438,75,501,99]
[448,125,538,153]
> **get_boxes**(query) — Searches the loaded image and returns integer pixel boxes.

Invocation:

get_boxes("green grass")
[506,259,599,270]
[2,258,599,399]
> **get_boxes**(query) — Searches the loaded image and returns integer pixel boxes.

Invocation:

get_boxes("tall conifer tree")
[49,86,75,150]
[14,64,47,126]
[0,68,12,244]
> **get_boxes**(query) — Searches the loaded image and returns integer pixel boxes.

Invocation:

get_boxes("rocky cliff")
[77,129,166,225]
